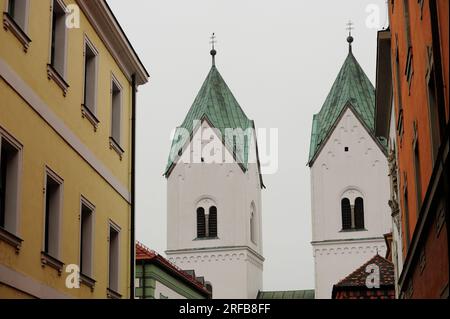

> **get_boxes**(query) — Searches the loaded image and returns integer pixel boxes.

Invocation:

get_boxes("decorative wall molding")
[0,264,72,299]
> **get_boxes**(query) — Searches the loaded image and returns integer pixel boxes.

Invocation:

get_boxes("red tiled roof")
[335,254,395,288]
[136,242,211,297]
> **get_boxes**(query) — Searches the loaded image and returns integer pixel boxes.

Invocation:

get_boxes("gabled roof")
[164,65,259,179]
[136,242,211,297]
[308,50,376,164]
[334,254,395,288]
[257,290,315,299]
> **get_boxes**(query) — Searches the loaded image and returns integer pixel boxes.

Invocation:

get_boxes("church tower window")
[250,203,257,244]
[209,206,218,238]
[341,196,365,231]
[341,198,352,230]
[354,197,365,229]
[197,207,206,238]
[196,202,218,239]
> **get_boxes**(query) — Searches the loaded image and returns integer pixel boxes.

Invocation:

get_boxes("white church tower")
[164,38,265,299]
[308,34,391,299]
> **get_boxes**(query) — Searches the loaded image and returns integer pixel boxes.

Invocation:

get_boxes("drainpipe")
[130,74,137,299]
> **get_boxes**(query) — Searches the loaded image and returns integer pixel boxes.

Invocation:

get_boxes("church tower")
[308,32,391,299]
[164,37,264,299]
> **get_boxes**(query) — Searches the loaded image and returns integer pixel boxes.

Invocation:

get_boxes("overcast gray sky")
[108,0,388,291]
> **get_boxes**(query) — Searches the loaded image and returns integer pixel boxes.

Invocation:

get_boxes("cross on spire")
[346,20,354,53]
[210,32,217,66]
[210,32,216,50]
[346,20,354,36]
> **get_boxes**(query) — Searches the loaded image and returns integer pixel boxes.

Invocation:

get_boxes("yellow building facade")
[0,0,148,298]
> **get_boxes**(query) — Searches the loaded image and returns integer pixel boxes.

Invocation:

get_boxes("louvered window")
[209,206,217,238]
[354,197,365,229]
[197,207,206,238]
[341,198,352,230]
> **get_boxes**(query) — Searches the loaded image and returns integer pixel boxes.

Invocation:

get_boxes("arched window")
[341,198,352,230]
[197,207,206,238]
[250,203,256,244]
[354,197,365,229]
[209,206,217,238]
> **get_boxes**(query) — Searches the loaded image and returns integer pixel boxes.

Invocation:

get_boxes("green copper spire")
[164,58,254,177]
[308,34,376,164]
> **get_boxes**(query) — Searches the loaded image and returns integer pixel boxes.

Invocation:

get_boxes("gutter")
[130,74,137,299]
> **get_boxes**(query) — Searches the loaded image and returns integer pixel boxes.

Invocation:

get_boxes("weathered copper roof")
[309,49,377,164]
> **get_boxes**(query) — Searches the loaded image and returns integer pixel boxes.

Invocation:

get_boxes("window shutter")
[355,197,365,229]
[209,206,217,238]
[341,198,352,230]
[197,207,206,238]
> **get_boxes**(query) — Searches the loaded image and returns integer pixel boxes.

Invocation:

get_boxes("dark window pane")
[354,197,365,229]
[197,207,206,238]
[0,144,8,228]
[209,206,217,238]
[341,198,352,230]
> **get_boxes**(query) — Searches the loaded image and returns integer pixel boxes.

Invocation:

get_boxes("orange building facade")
[386,0,449,298]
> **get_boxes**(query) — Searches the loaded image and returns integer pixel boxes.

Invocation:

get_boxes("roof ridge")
[335,254,394,287]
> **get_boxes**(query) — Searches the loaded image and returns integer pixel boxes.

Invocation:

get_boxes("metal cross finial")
[346,20,354,36]
[210,33,216,50]
[210,33,217,66]
[346,21,354,52]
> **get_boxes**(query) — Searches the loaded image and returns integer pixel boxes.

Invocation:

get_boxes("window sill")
[40,251,64,275]
[47,64,69,97]
[0,227,23,253]
[81,104,99,131]
[2,12,31,52]
[80,273,96,292]
[194,237,219,241]
[107,288,122,299]
[109,137,124,160]
[340,228,367,233]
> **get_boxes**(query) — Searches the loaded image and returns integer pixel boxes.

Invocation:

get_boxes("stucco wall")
[311,108,391,299]
[166,121,263,299]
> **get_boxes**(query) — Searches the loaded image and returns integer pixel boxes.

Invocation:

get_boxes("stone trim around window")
[80,273,96,292]
[2,12,31,52]
[109,137,124,160]
[40,251,64,275]
[0,227,23,253]
[106,288,122,299]
[47,64,69,97]
[81,104,100,131]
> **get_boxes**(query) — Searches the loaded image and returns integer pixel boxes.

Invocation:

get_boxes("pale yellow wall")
[0,283,34,299]
[0,0,132,186]
[0,0,136,298]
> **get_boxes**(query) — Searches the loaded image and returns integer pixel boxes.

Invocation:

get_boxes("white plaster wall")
[313,239,387,299]
[166,120,263,299]
[310,108,392,299]
[154,281,186,299]
[167,248,263,299]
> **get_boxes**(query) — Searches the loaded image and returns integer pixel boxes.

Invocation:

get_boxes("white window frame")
[0,127,23,238]
[4,0,30,32]
[81,35,100,130]
[3,0,31,51]
[79,195,95,279]
[109,74,124,158]
[107,220,121,295]
[47,0,69,95]
[42,166,64,260]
